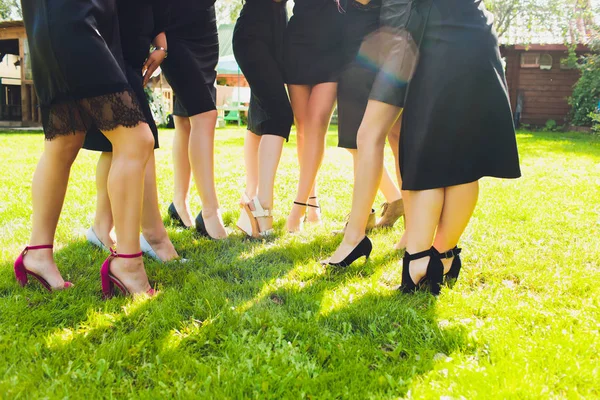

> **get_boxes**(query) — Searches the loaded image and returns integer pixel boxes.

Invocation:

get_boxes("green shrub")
[588,111,600,134]
[569,41,600,126]
[545,119,557,131]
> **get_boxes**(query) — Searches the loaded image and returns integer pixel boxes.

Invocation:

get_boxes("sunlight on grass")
[162,316,217,352]
[0,129,599,398]
[46,293,158,349]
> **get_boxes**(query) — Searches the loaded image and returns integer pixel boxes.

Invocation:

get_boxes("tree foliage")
[484,0,597,42]
[0,0,20,20]
[569,40,600,126]
[215,0,244,25]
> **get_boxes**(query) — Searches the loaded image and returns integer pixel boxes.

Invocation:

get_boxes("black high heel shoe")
[195,210,228,240]
[168,203,191,228]
[400,247,444,295]
[195,211,212,239]
[326,236,373,268]
[438,246,462,286]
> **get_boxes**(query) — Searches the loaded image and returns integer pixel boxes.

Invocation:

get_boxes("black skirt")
[21,0,146,140]
[400,0,521,190]
[161,5,219,117]
[283,0,345,85]
[233,0,293,139]
[337,0,381,149]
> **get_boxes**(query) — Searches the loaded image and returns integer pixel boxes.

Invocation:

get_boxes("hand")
[142,49,167,87]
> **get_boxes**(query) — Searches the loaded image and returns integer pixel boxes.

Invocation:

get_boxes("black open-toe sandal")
[400,247,444,296]
[437,246,462,287]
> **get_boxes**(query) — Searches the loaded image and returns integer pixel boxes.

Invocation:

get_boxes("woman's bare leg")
[172,116,194,227]
[328,100,401,263]
[141,153,179,261]
[93,152,179,261]
[102,123,155,294]
[433,182,479,272]
[254,134,285,232]
[243,130,261,200]
[188,110,227,239]
[287,83,337,231]
[403,188,444,284]
[347,148,400,203]
[388,118,402,188]
[388,118,408,250]
[287,85,311,231]
[24,133,85,288]
[92,152,117,248]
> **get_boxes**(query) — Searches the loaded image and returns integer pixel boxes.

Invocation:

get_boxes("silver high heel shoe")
[86,227,110,251]
[140,234,188,263]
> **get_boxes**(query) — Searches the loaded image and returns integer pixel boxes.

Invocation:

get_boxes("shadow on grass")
[0,223,468,397]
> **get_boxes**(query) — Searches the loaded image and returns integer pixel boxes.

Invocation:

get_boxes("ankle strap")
[25,244,53,251]
[404,248,432,261]
[434,246,462,259]
[294,201,320,209]
[110,248,144,259]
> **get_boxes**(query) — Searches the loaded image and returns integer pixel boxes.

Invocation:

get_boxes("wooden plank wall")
[505,49,582,126]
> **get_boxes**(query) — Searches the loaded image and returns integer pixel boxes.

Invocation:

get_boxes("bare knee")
[190,110,218,133]
[314,110,333,129]
[114,126,155,162]
[357,126,387,150]
[174,116,191,134]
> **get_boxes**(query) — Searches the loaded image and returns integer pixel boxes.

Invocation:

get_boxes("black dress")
[368,0,422,107]
[21,0,146,140]
[83,0,167,152]
[161,0,219,117]
[233,0,293,140]
[283,0,345,85]
[399,0,521,190]
[337,0,381,149]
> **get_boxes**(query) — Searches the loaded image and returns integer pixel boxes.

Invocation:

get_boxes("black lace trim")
[43,89,147,140]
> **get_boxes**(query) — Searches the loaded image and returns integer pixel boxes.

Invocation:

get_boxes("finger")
[142,57,155,75]
[143,63,157,86]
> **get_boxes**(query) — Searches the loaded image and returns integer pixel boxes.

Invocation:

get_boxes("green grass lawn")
[0,128,599,399]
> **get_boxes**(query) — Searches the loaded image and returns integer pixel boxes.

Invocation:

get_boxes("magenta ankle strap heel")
[14,244,72,292]
[100,249,155,299]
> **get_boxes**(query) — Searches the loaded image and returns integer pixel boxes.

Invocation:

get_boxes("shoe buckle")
[440,249,455,259]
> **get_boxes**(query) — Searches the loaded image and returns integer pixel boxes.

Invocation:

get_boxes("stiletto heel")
[14,245,72,292]
[168,202,192,228]
[400,247,444,295]
[326,236,373,268]
[237,196,274,238]
[437,246,462,287]
[100,249,155,299]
